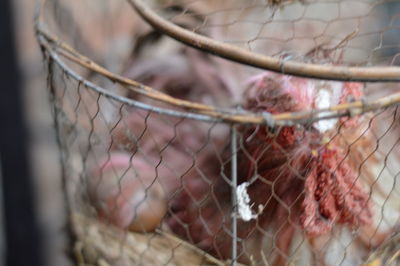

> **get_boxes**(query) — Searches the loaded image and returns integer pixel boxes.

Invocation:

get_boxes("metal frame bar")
[230,126,238,266]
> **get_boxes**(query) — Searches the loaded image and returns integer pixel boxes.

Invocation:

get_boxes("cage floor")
[71,213,243,266]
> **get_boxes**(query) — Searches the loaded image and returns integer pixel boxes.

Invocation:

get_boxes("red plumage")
[86,27,399,264]
[166,72,375,265]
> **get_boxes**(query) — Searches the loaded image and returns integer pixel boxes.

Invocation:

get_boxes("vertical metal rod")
[231,125,238,266]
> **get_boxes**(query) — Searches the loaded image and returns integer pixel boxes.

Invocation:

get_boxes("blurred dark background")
[0,0,69,265]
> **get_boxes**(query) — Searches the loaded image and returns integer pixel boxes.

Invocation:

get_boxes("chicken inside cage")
[37,0,400,265]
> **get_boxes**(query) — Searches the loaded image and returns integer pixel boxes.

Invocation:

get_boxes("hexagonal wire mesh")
[35,0,400,265]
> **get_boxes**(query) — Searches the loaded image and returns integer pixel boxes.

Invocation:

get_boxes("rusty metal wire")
[35,0,400,265]
[36,26,400,125]
[129,0,400,82]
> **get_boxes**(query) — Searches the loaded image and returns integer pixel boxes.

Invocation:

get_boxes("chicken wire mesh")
[36,0,400,265]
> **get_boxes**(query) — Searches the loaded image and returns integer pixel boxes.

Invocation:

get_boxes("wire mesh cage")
[36,0,400,265]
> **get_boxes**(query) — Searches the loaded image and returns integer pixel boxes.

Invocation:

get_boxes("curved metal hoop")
[129,0,400,82]
[36,24,400,126]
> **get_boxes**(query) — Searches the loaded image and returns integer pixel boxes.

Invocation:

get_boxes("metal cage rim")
[35,20,400,126]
